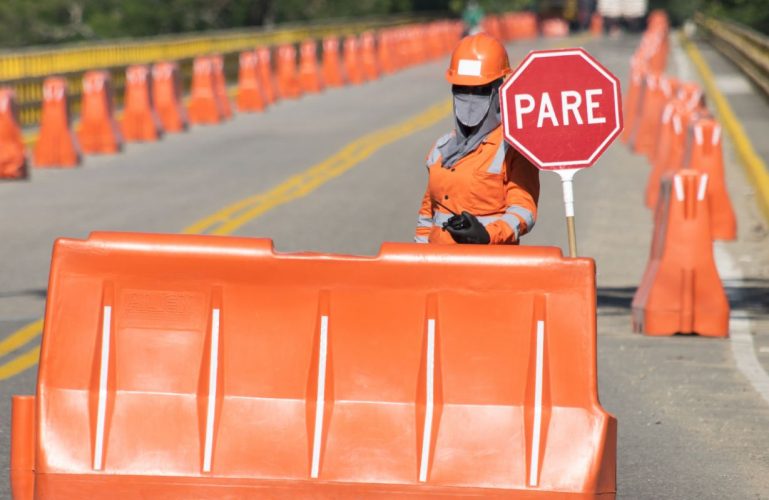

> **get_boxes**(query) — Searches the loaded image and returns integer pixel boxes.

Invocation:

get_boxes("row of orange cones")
[625,11,734,337]
[0,21,464,179]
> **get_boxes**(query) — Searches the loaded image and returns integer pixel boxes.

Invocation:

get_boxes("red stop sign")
[500,48,623,170]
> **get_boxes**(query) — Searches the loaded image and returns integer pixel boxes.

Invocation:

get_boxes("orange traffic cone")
[276,44,302,100]
[78,70,122,154]
[322,36,345,87]
[633,170,729,337]
[360,31,380,81]
[211,54,233,119]
[256,47,277,105]
[188,56,222,125]
[237,51,266,112]
[0,88,27,179]
[34,77,80,168]
[344,36,364,85]
[686,117,737,240]
[152,61,188,133]
[298,39,323,94]
[377,32,395,75]
[121,65,162,142]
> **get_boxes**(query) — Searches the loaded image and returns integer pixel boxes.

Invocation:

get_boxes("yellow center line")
[681,33,769,223]
[1,32,593,382]
[0,96,452,382]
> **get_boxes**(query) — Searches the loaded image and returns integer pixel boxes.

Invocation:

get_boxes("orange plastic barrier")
[298,40,324,94]
[121,65,163,142]
[33,77,80,168]
[590,14,603,37]
[632,73,667,158]
[686,116,737,240]
[78,70,122,154]
[12,232,616,499]
[322,36,346,87]
[633,171,730,336]
[237,51,266,112]
[212,54,233,119]
[256,47,278,105]
[646,84,705,208]
[541,18,569,38]
[343,36,365,85]
[360,31,380,81]
[276,44,303,100]
[152,61,188,133]
[188,56,223,125]
[0,88,27,179]
[620,61,645,144]
[11,395,34,500]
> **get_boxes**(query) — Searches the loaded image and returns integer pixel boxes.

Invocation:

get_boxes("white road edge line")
[715,244,769,406]
[419,318,436,483]
[311,314,329,479]
[203,307,220,473]
[529,319,545,487]
[675,34,769,407]
[94,305,111,471]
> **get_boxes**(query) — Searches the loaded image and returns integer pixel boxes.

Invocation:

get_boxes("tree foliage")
[0,0,765,49]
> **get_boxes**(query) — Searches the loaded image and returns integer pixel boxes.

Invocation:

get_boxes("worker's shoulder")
[425,131,454,167]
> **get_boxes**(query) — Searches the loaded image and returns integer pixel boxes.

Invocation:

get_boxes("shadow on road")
[597,280,769,319]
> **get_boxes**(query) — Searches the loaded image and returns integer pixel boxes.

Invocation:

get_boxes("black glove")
[443,211,490,244]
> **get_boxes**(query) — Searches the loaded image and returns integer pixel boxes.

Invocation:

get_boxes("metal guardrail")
[694,13,769,97]
[0,15,426,128]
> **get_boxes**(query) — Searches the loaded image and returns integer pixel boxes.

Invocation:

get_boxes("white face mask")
[453,92,491,127]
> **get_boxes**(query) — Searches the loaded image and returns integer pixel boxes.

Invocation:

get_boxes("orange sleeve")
[485,150,540,244]
[415,183,433,243]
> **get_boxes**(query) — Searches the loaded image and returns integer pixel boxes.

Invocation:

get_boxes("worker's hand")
[444,211,490,244]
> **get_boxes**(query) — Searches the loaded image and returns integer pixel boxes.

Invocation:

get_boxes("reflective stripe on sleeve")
[417,214,433,228]
[506,206,535,230]
[415,235,429,243]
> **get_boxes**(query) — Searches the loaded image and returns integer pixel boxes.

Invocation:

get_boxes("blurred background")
[0,0,766,49]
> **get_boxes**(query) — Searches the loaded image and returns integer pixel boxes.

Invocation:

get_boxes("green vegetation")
[650,0,769,33]
[0,0,765,49]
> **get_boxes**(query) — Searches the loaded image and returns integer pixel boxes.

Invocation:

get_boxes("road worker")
[415,33,539,245]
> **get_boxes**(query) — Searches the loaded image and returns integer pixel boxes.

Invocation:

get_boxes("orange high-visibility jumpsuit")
[415,125,540,244]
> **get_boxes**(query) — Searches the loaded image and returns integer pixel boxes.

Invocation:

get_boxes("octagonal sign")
[500,48,623,170]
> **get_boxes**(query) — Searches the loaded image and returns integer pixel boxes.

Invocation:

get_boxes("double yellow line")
[0,97,452,382]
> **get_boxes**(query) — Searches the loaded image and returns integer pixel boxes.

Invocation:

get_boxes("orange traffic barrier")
[590,13,604,37]
[10,395,35,500]
[121,65,163,142]
[256,47,278,105]
[633,171,730,336]
[237,51,266,112]
[322,36,346,87]
[33,77,80,168]
[152,62,188,133]
[78,70,122,155]
[0,88,27,179]
[212,54,233,119]
[276,44,303,100]
[298,40,324,94]
[14,232,616,498]
[620,61,645,144]
[360,31,380,81]
[541,18,569,38]
[343,36,364,85]
[632,73,667,158]
[188,56,223,125]
[646,84,705,208]
[686,116,737,240]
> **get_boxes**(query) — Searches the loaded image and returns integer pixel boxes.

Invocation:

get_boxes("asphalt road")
[0,33,768,499]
